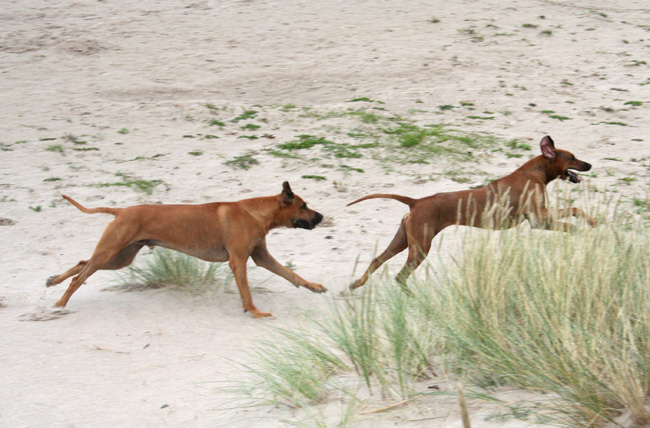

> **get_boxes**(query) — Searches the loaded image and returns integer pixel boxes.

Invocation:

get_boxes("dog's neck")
[239,196,285,232]
[513,155,562,186]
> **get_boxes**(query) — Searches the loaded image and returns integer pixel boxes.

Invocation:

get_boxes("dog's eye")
[302,204,307,210]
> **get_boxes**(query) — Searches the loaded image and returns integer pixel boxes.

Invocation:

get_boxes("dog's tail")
[347,194,417,208]
[62,195,121,216]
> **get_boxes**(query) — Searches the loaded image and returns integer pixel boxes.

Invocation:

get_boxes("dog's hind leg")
[394,220,438,295]
[53,223,140,308]
[350,215,409,290]
[46,243,145,287]
[46,261,88,287]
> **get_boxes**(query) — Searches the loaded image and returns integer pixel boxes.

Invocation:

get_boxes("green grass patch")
[278,135,364,159]
[95,173,164,195]
[225,154,259,170]
[594,121,629,126]
[346,97,384,104]
[208,119,226,127]
[301,175,326,181]
[231,110,258,123]
[46,144,64,153]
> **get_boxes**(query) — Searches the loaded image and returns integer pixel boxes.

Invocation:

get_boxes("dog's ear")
[280,181,294,205]
[540,135,556,160]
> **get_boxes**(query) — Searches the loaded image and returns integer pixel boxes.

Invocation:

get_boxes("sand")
[1,0,649,426]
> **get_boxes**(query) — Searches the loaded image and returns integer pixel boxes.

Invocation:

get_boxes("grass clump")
[116,248,229,294]
[228,283,438,409]
[426,211,650,426]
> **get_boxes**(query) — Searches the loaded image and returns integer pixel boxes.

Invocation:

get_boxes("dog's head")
[277,181,323,230]
[540,135,591,183]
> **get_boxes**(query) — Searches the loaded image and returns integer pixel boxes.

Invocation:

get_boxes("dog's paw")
[306,282,327,293]
[45,275,59,287]
[251,310,273,319]
[349,279,365,290]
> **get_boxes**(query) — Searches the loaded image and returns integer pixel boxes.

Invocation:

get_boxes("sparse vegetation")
[225,154,259,170]
[229,195,650,427]
[46,144,64,153]
[301,175,326,181]
[95,173,164,195]
[115,247,230,294]
[231,110,258,123]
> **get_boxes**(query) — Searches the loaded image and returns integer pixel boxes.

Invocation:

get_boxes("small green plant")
[241,123,261,131]
[595,121,629,126]
[208,119,226,127]
[188,150,203,156]
[624,101,643,107]
[117,128,129,135]
[618,176,637,185]
[346,109,384,124]
[279,135,333,150]
[46,144,64,153]
[96,174,164,195]
[438,105,455,111]
[541,110,571,121]
[225,154,259,170]
[301,175,326,181]
[346,97,384,104]
[29,205,42,212]
[467,115,495,120]
[231,110,258,123]
[43,177,62,182]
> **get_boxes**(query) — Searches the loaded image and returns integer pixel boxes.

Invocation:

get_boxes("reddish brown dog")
[348,135,596,292]
[46,182,326,317]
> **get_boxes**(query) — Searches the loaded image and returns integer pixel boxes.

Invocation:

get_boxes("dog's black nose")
[583,162,592,171]
[313,212,323,225]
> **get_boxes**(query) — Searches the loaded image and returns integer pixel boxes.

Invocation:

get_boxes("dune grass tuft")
[116,247,230,294]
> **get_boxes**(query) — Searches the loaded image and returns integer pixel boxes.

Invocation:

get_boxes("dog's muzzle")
[566,162,591,183]
[294,212,323,230]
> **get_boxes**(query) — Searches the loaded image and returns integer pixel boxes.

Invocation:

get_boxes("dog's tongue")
[568,170,581,183]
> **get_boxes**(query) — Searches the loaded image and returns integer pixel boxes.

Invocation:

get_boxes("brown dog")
[348,135,596,291]
[46,182,326,318]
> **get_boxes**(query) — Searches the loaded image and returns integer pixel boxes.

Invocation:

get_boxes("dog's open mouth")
[294,219,315,230]
[566,169,581,183]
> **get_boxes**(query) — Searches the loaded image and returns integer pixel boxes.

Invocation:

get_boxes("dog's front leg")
[527,208,577,232]
[251,244,327,293]
[228,253,271,318]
